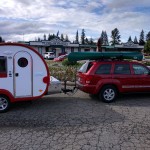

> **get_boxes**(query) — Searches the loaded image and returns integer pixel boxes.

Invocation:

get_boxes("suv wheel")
[99,85,117,103]
[0,95,11,113]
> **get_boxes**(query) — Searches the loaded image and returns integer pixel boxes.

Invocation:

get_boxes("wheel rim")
[0,97,8,111]
[103,89,115,101]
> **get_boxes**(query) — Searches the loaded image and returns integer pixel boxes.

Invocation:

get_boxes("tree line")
[1,28,150,52]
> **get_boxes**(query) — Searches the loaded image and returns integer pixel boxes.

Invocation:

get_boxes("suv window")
[78,61,93,73]
[95,64,111,74]
[133,64,149,75]
[114,64,131,75]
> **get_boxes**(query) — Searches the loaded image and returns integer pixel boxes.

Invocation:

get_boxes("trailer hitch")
[61,80,78,95]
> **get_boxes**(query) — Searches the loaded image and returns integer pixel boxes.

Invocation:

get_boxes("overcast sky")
[0,0,150,43]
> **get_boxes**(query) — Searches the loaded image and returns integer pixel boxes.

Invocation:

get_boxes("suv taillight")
[85,76,92,84]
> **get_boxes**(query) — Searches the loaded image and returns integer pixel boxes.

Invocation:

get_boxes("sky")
[0,0,150,43]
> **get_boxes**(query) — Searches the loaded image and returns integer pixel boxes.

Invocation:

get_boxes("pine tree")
[75,30,79,44]
[100,31,105,45]
[56,31,59,37]
[0,36,3,42]
[105,31,109,45]
[85,38,89,44]
[134,36,138,44]
[43,34,46,40]
[89,37,94,45]
[146,31,150,41]
[110,28,121,45]
[128,36,132,42]
[65,35,69,42]
[101,31,109,45]
[144,40,150,53]
[38,37,41,41]
[60,34,64,41]
[81,29,85,44]
[139,29,145,45]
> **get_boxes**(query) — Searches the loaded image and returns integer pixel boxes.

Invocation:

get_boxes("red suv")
[77,60,150,103]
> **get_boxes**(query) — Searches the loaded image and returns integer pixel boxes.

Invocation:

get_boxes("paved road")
[0,91,150,150]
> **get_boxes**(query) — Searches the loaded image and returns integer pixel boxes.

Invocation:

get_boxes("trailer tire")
[0,95,11,113]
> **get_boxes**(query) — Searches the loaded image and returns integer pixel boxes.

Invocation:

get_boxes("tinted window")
[95,64,111,74]
[0,57,7,73]
[133,64,149,75]
[114,64,131,74]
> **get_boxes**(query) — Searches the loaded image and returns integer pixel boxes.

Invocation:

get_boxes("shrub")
[62,59,79,66]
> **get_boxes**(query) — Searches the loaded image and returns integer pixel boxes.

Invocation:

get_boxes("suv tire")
[99,85,117,103]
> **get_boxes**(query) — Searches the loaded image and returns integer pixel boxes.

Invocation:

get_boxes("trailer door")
[14,51,33,97]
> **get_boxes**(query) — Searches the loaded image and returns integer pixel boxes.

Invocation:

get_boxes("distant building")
[19,38,144,57]
[20,37,96,57]
[101,41,144,52]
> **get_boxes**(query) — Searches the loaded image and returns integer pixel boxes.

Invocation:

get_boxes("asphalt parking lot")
[0,90,150,150]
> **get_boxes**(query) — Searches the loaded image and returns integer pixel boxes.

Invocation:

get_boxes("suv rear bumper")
[77,81,96,94]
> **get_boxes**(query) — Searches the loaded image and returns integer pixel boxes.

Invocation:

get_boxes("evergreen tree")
[38,37,41,41]
[110,28,121,45]
[144,40,150,53]
[101,31,109,45]
[48,34,51,41]
[65,35,69,42]
[0,36,4,42]
[134,36,138,44]
[48,34,55,40]
[56,30,59,37]
[81,29,85,44]
[146,31,150,41]
[43,34,46,40]
[139,29,145,45]
[85,38,89,44]
[100,31,105,45]
[104,31,109,45]
[75,30,79,44]
[128,36,132,42]
[89,37,94,45]
[0,36,3,42]
[60,33,64,41]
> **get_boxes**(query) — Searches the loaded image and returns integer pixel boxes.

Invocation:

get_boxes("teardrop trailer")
[0,43,60,113]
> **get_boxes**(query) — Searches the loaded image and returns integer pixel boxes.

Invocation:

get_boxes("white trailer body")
[0,43,50,112]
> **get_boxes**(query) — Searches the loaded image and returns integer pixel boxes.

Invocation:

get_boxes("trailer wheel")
[99,85,117,103]
[0,95,11,113]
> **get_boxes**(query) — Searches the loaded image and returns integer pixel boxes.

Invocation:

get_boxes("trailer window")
[0,57,7,77]
[18,57,28,68]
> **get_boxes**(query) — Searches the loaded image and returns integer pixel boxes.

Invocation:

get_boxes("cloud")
[0,0,149,42]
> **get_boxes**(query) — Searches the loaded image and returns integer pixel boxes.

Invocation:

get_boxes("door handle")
[15,73,19,77]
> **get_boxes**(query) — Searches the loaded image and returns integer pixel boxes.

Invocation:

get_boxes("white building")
[21,37,96,57]
[19,38,144,57]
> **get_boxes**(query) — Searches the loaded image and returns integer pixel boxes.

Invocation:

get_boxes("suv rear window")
[78,61,93,73]
[114,64,131,74]
[95,64,112,74]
